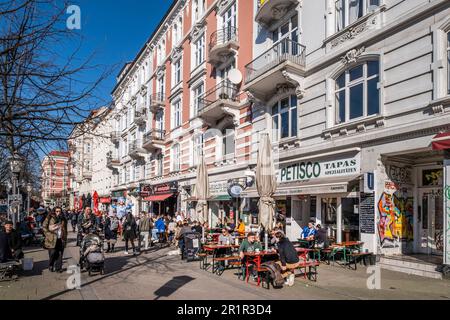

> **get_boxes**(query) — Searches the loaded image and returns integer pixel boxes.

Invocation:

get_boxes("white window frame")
[172,98,182,129]
[335,0,379,32]
[192,133,204,167]
[173,58,182,87]
[193,34,205,69]
[192,81,205,117]
[334,60,380,125]
[157,74,165,97]
[171,144,181,172]
[271,95,298,142]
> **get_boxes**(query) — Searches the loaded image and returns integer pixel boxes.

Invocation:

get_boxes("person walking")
[43,207,68,273]
[122,211,137,255]
[70,211,78,232]
[105,215,119,253]
[138,212,152,251]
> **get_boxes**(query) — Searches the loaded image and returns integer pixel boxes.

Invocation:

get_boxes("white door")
[419,190,444,255]
[222,3,236,41]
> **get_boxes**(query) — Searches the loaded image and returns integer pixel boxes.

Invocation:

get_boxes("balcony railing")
[198,80,238,113]
[245,38,306,84]
[209,26,238,52]
[110,131,120,143]
[144,129,165,142]
[129,140,142,154]
[106,153,120,168]
[149,92,165,112]
[133,109,146,126]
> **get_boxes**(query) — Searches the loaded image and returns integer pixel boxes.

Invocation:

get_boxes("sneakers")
[124,251,129,255]
[288,274,295,287]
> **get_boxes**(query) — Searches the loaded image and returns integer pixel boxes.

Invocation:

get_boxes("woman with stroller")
[122,211,137,256]
[104,215,119,253]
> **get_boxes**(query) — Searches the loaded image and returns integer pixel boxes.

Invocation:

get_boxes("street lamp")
[8,152,24,226]
[27,183,33,217]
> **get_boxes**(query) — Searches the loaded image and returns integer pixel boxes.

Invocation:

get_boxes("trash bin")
[22,258,34,271]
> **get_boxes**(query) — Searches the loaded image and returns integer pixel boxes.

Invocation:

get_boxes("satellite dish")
[228,69,243,85]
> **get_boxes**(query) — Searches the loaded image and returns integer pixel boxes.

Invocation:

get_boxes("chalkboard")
[360,193,375,234]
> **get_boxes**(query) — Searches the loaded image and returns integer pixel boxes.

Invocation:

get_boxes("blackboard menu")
[360,193,375,234]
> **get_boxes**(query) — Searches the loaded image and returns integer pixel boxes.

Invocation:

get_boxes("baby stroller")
[0,261,21,282]
[182,232,201,262]
[79,233,105,276]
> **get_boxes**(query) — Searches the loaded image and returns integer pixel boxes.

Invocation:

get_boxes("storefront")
[99,196,112,212]
[143,182,179,217]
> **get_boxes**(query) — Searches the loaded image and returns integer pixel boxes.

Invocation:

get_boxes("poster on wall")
[360,193,375,234]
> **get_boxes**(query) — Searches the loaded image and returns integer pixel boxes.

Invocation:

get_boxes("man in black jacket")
[274,230,300,287]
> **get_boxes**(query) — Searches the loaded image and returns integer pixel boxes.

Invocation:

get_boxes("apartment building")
[234,0,450,277]
[41,151,71,208]
[110,0,255,221]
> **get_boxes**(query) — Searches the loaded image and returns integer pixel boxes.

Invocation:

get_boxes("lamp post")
[27,183,33,217]
[9,152,24,226]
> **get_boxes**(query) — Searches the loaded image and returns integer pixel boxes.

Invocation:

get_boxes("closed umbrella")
[256,133,277,236]
[93,191,99,215]
[195,153,210,226]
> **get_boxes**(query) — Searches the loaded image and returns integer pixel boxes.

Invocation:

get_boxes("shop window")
[322,198,337,239]
[272,95,298,142]
[335,0,379,32]
[342,198,360,242]
[335,60,380,124]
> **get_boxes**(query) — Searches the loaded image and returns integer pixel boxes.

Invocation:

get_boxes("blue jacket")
[302,226,317,239]
[155,219,166,232]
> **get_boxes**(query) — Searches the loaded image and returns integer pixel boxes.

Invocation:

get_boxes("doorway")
[418,189,444,256]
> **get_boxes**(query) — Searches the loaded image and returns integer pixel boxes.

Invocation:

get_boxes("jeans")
[48,239,64,271]
[125,239,135,252]
[140,232,150,250]
[151,229,159,241]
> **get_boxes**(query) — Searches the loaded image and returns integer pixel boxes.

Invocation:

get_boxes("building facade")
[41,151,71,208]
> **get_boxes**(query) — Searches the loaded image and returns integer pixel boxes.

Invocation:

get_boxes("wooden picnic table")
[202,244,240,274]
[243,251,279,287]
[328,241,364,266]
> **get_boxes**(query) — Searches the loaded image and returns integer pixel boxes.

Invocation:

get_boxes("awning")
[241,175,361,198]
[100,197,111,204]
[211,195,232,201]
[432,132,450,151]
[143,193,174,202]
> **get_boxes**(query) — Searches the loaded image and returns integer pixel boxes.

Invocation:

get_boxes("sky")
[68,0,174,105]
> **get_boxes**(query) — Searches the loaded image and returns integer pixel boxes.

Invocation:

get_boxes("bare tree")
[0,0,112,161]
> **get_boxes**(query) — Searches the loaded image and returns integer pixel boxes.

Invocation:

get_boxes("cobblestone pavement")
[1,232,449,300]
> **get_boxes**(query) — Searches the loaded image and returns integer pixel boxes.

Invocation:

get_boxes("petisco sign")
[277,155,360,183]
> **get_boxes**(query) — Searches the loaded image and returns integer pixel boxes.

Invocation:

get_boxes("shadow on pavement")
[153,276,195,300]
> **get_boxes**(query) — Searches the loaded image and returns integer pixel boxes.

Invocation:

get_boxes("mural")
[378,192,414,248]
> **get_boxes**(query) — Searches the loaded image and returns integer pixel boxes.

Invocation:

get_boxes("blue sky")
[68,0,174,105]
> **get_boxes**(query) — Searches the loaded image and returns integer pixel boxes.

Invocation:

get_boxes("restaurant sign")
[277,155,360,183]
[210,181,229,196]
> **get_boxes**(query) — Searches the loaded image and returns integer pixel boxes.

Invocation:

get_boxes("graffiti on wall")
[378,192,414,248]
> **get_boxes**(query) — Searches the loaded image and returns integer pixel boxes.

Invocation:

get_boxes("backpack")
[261,261,285,288]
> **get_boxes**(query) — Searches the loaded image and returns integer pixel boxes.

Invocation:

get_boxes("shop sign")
[360,193,375,234]
[278,155,360,183]
[152,182,178,195]
[140,185,152,197]
[111,191,127,199]
[228,183,245,198]
[422,169,443,187]
[210,181,229,196]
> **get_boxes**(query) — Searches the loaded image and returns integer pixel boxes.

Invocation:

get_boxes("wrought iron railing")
[149,92,165,106]
[129,140,142,153]
[209,26,238,52]
[197,80,238,113]
[143,129,166,142]
[245,38,306,83]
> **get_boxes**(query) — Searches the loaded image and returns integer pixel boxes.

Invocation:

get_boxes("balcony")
[110,131,120,144]
[255,0,299,28]
[133,109,146,126]
[106,154,120,169]
[244,38,306,100]
[129,140,146,159]
[208,27,239,66]
[142,129,166,151]
[149,93,165,113]
[197,80,240,123]
[82,171,92,180]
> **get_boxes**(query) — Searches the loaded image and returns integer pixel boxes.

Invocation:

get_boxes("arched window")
[335,60,380,124]
[222,126,235,159]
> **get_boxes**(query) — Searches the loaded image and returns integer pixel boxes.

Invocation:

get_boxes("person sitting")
[302,222,317,241]
[191,221,203,234]
[235,219,246,236]
[315,224,329,249]
[4,221,24,260]
[274,230,300,287]
[218,228,234,245]
[239,232,263,280]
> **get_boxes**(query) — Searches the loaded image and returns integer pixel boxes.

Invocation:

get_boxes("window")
[192,82,204,116]
[85,143,91,154]
[125,166,130,183]
[157,153,164,176]
[447,32,450,94]
[336,0,379,32]
[272,95,298,141]
[171,144,181,172]
[194,35,205,68]
[192,134,204,166]
[134,163,140,181]
[272,15,299,52]
[158,75,165,97]
[128,107,133,127]
[173,16,183,46]
[335,60,380,124]
[157,40,166,65]
[173,58,182,86]
[193,0,205,23]
[222,126,235,158]
[172,99,182,129]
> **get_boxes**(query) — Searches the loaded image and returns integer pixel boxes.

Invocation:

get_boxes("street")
[1,232,449,301]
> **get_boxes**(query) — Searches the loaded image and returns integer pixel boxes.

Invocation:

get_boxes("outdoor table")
[297,239,316,248]
[329,242,364,265]
[203,244,240,274]
[243,251,279,287]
